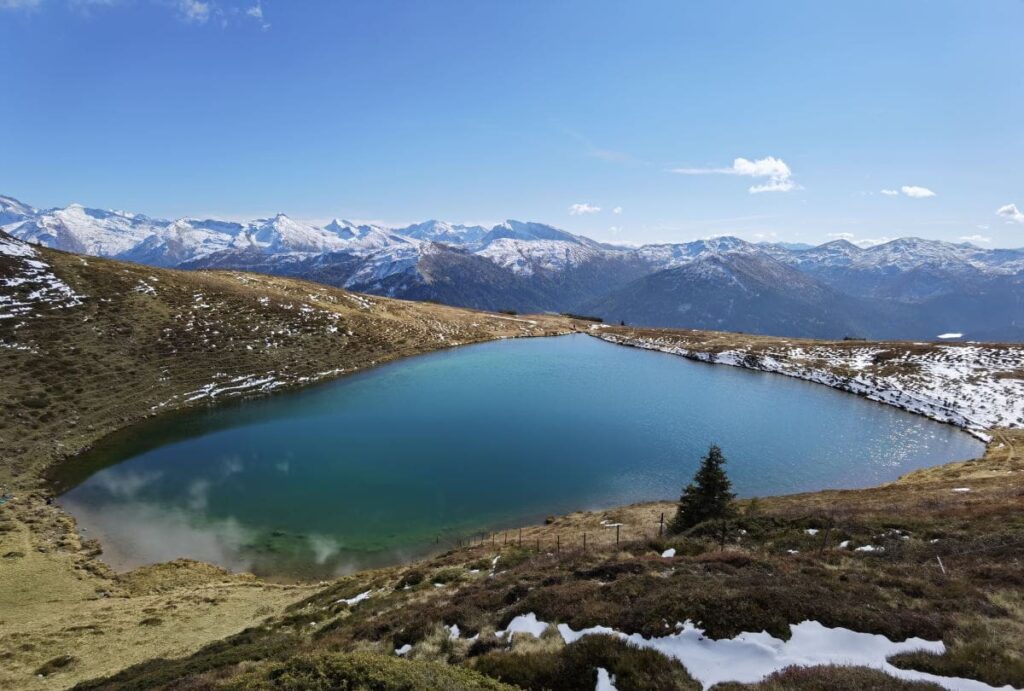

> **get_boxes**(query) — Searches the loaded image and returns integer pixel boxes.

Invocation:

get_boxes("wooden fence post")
[583,533,587,552]
[659,513,664,537]
[556,535,560,554]
[616,525,620,545]
[518,528,522,546]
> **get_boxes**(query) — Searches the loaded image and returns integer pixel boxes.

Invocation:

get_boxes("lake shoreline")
[592,327,1024,442]
[53,334,982,580]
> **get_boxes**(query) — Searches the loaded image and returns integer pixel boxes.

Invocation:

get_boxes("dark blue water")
[59,334,982,578]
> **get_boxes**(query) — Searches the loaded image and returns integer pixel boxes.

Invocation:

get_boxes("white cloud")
[749,179,797,194]
[612,206,623,215]
[854,236,895,248]
[0,0,42,8]
[569,203,601,215]
[670,156,799,194]
[880,186,935,199]
[997,203,1024,224]
[732,156,792,179]
[958,234,991,245]
[179,0,210,23]
[827,232,856,240]
[901,185,935,198]
[245,1,269,29]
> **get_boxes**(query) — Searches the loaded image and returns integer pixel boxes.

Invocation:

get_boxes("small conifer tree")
[669,444,736,533]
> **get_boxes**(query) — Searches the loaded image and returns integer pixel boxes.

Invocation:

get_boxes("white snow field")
[488,613,1015,691]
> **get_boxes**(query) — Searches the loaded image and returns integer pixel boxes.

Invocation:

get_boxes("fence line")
[434,512,1024,574]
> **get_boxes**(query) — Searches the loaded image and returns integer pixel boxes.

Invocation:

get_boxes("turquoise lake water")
[58,334,983,579]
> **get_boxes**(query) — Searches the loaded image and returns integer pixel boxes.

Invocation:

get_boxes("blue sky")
[2,0,1022,247]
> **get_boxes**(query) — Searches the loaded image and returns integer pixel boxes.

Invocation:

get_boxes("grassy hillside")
[2,235,1022,689]
[0,238,571,490]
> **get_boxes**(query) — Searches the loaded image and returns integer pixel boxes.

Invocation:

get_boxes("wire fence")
[438,511,1024,577]
[441,513,675,557]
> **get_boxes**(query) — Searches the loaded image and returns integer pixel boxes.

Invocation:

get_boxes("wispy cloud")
[612,206,623,215]
[880,185,935,199]
[569,203,600,215]
[854,236,895,247]
[4,0,267,27]
[0,0,42,9]
[564,130,644,166]
[178,0,210,23]
[828,232,856,240]
[958,234,991,244]
[997,203,1024,224]
[669,156,799,194]
[245,1,269,30]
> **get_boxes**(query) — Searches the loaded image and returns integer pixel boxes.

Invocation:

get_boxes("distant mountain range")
[4,194,1023,340]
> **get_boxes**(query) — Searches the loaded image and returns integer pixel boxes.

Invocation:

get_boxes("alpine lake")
[56,334,983,579]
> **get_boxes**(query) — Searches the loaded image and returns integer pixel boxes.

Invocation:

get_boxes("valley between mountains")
[1,233,1023,690]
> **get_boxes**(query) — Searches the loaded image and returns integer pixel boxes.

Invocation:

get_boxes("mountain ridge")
[4,194,1023,340]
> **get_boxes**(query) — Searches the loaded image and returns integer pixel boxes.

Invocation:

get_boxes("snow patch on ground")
[595,333,1024,438]
[595,667,618,690]
[337,589,372,607]
[529,615,1004,691]
[1,234,84,319]
[496,613,550,640]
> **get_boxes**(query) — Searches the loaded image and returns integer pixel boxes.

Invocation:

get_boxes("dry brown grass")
[3,246,1023,689]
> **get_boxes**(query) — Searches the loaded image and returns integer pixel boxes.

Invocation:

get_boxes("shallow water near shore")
[58,334,983,579]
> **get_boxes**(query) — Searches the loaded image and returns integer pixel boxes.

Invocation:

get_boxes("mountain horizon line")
[2,193,1015,253]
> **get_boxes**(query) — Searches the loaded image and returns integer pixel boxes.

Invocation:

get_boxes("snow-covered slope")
[398,220,488,246]
[11,204,171,257]
[596,329,1024,437]
[634,236,755,270]
[477,238,607,276]
[0,195,38,227]
[0,232,84,321]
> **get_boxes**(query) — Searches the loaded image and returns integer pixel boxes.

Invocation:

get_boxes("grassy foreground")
[2,239,1022,689]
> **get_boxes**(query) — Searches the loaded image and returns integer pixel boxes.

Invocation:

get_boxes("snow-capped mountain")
[3,193,1023,340]
[0,195,38,226]
[397,220,488,246]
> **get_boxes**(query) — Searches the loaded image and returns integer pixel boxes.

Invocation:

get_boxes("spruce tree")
[669,444,736,533]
